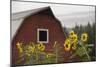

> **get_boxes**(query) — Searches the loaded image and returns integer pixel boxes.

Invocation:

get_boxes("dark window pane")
[39,31,47,41]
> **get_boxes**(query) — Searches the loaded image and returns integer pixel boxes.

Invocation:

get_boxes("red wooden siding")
[12,7,67,65]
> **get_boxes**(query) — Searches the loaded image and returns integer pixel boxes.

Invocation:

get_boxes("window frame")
[37,28,49,43]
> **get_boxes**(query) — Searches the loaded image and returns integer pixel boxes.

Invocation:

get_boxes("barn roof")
[11,6,66,39]
[12,6,55,20]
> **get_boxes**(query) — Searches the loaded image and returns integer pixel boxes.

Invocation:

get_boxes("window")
[37,29,49,43]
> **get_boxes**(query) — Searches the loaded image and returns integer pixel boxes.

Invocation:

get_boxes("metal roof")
[12,6,51,20]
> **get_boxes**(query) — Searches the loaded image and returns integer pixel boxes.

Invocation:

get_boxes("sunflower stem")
[80,42,91,61]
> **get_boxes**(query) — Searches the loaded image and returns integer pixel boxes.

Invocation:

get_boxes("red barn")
[11,6,71,65]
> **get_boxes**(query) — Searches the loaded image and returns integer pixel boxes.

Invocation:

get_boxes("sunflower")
[72,42,77,50]
[69,31,75,41]
[64,38,71,51]
[69,30,74,36]
[25,45,35,57]
[28,45,35,53]
[72,34,78,50]
[73,34,78,43]
[16,42,23,53]
[37,43,45,51]
[25,51,31,57]
[81,33,88,42]
[69,35,73,41]
[69,33,77,42]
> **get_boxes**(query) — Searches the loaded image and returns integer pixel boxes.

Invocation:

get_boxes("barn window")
[37,29,49,43]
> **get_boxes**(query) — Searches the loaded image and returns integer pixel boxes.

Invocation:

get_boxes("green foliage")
[71,22,96,44]
[16,22,96,65]
[16,42,64,65]
[63,22,96,61]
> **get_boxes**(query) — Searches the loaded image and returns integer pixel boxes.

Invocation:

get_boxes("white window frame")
[37,28,49,43]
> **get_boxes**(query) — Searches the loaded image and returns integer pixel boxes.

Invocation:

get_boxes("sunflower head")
[71,34,78,50]
[37,43,45,51]
[72,42,77,50]
[64,38,71,51]
[28,45,35,53]
[73,34,78,42]
[16,42,23,53]
[69,31,75,41]
[69,33,78,43]
[69,30,75,36]
[81,33,88,42]
[16,42,22,47]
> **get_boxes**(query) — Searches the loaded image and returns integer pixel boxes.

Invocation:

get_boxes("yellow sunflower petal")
[69,30,74,36]
[37,43,45,51]
[64,38,71,51]
[81,33,88,42]
[16,42,23,53]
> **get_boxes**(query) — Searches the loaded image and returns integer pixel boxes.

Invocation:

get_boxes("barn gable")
[12,6,66,43]
[12,6,65,39]
[28,6,55,18]
[12,6,67,65]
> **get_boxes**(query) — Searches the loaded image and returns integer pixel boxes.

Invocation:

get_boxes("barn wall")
[12,13,66,64]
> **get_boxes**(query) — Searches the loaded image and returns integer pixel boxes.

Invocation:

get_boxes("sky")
[12,1,95,28]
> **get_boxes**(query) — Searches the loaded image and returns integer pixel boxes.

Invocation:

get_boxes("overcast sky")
[12,1,95,28]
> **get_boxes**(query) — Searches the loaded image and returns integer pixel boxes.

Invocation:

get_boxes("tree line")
[63,22,96,44]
